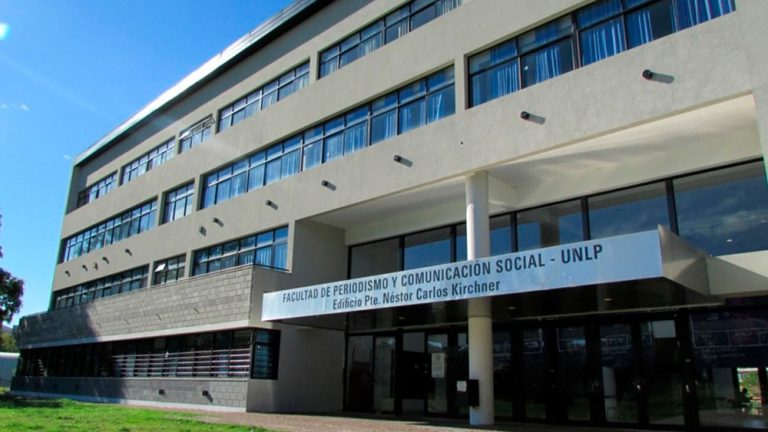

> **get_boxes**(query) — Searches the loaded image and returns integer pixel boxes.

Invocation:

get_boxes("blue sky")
[0,0,291,325]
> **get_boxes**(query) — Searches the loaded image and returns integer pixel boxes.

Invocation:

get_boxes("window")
[153,255,186,285]
[52,266,149,309]
[519,16,575,88]
[588,182,670,239]
[469,41,520,107]
[121,138,175,184]
[179,116,214,152]
[469,0,735,107]
[674,161,768,255]
[60,200,157,262]
[577,0,626,66]
[404,227,452,270]
[319,0,462,78]
[77,172,117,208]
[517,200,584,251]
[350,238,400,279]
[252,329,280,380]
[218,62,310,132]
[162,182,194,223]
[192,226,288,276]
[18,329,265,379]
[202,68,455,209]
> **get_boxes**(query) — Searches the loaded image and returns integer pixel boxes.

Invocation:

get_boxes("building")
[10,0,768,429]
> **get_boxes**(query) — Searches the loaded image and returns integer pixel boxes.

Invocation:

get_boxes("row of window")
[202,67,455,208]
[350,160,768,278]
[121,138,176,185]
[16,328,280,380]
[65,67,454,263]
[74,0,464,207]
[65,180,197,262]
[75,60,311,209]
[68,0,736,258]
[192,226,288,276]
[61,200,157,262]
[320,0,462,78]
[52,266,149,310]
[56,226,288,309]
[76,173,117,208]
[219,62,310,132]
[469,0,735,107]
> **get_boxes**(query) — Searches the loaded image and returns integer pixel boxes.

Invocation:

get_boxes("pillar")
[465,171,494,425]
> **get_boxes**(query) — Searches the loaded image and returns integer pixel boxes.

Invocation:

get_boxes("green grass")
[0,393,270,432]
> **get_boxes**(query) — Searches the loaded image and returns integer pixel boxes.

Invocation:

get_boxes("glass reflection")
[346,336,373,411]
[691,310,768,429]
[373,336,395,413]
[674,161,768,255]
[588,182,670,239]
[642,320,684,425]
[350,238,399,278]
[404,227,451,270]
[600,323,638,423]
[517,200,583,251]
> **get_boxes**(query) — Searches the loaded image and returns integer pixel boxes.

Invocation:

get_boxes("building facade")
[11,0,768,429]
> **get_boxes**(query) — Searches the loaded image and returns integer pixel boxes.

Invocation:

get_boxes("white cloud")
[0,102,31,112]
[63,155,72,160]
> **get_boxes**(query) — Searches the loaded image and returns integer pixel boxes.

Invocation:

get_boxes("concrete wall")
[11,376,248,410]
[247,325,344,412]
[53,0,766,295]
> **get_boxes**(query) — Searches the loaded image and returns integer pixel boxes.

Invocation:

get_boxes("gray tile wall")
[11,376,248,408]
[17,266,254,347]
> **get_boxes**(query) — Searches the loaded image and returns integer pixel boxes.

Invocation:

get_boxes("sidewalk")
[199,411,672,432]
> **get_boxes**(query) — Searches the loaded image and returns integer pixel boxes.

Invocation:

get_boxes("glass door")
[426,330,468,417]
[522,327,550,419]
[427,333,449,414]
[521,325,591,422]
[556,325,591,421]
[399,332,427,415]
[373,335,396,413]
[599,323,639,423]
[641,319,686,426]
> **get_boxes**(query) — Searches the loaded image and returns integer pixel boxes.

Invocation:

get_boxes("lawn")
[0,389,270,432]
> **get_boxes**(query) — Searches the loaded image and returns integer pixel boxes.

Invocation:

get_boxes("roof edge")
[74,0,322,167]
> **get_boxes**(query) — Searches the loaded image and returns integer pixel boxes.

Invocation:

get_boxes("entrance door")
[597,317,693,427]
[426,331,469,416]
[515,314,697,427]
[400,332,427,415]
[521,325,591,422]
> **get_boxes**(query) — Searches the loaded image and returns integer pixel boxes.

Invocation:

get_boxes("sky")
[0,0,292,325]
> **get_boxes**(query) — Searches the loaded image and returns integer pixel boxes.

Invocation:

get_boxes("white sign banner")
[262,230,664,321]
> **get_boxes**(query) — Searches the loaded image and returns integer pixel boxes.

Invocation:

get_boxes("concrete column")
[465,171,494,425]
[751,87,768,179]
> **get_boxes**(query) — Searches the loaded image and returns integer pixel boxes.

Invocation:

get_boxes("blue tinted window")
[588,183,670,239]
[674,162,768,255]
[580,17,626,66]
[521,38,574,87]
[626,0,675,48]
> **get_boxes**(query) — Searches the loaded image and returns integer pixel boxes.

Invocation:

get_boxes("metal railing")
[112,347,251,378]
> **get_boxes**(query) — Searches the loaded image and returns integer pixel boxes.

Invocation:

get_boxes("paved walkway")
[199,411,672,432]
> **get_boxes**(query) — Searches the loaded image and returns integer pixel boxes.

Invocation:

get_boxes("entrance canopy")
[262,227,709,321]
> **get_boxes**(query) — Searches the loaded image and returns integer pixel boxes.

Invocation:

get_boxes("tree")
[0,331,17,352]
[0,215,24,323]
